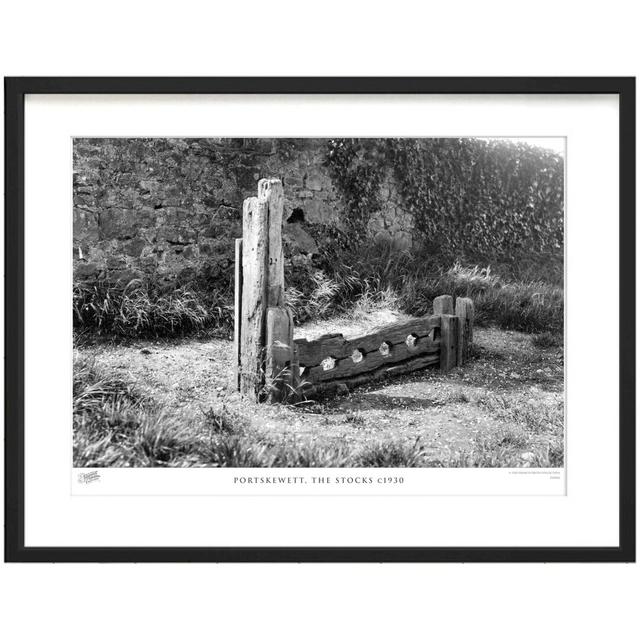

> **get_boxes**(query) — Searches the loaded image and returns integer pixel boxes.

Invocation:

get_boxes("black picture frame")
[4,76,636,563]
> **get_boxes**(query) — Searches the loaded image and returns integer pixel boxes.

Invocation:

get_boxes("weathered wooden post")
[237,192,266,398]
[236,178,293,401]
[434,295,455,372]
[433,294,453,316]
[265,306,294,402]
[233,237,243,390]
[440,314,459,372]
[455,297,474,365]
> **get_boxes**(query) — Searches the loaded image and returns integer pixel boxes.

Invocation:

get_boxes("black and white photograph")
[73,136,565,469]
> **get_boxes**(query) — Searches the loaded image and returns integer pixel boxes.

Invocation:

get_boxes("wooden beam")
[433,294,453,316]
[258,178,285,307]
[440,314,459,372]
[305,352,440,398]
[239,178,287,402]
[455,297,474,365]
[265,306,294,403]
[233,237,243,391]
[294,316,441,367]
[302,340,439,384]
[240,196,269,400]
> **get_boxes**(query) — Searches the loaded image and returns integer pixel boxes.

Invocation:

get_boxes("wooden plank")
[258,178,285,307]
[305,352,440,398]
[294,316,441,367]
[433,294,453,316]
[233,238,243,390]
[440,314,458,372]
[303,338,439,383]
[290,341,303,397]
[457,296,474,345]
[240,196,269,400]
[294,334,349,366]
[455,297,474,366]
[265,306,294,403]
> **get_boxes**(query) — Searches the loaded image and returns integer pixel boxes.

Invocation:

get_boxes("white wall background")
[1,1,638,639]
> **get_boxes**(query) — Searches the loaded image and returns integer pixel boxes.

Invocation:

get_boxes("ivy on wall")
[324,137,564,264]
[325,139,386,232]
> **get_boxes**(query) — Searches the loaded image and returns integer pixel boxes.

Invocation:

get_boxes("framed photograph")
[4,77,635,562]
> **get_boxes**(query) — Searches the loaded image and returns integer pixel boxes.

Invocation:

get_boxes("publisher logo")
[78,470,101,484]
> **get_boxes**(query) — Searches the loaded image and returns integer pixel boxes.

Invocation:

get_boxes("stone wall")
[73,138,414,288]
[367,170,414,251]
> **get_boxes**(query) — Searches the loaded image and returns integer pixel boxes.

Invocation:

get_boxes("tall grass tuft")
[73,278,233,338]
[401,263,564,334]
[310,243,564,334]
[285,270,343,323]
[355,438,428,467]
[73,354,248,467]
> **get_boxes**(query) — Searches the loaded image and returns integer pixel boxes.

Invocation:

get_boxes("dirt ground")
[76,313,564,466]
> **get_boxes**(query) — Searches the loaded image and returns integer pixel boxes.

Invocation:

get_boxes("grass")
[74,342,563,468]
[285,270,345,324]
[74,354,246,467]
[476,393,563,436]
[444,418,563,468]
[73,357,368,467]
[531,331,564,349]
[445,429,563,468]
[285,260,562,338]
[393,261,563,335]
[73,278,233,339]
[290,242,563,335]
[356,438,429,467]
[73,240,562,340]
[433,386,564,467]
[344,409,365,425]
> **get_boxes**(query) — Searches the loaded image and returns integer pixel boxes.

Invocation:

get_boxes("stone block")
[284,173,304,189]
[123,238,146,257]
[374,230,392,247]
[106,255,127,269]
[392,231,413,251]
[305,171,324,191]
[74,262,101,279]
[115,269,142,285]
[100,207,138,240]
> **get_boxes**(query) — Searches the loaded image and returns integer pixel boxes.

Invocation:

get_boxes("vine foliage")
[324,137,564,265]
